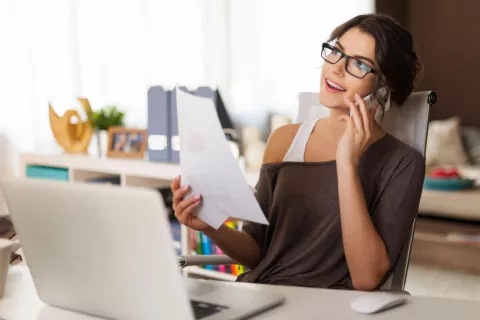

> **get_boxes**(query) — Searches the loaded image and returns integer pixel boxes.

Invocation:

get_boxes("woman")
[171,13,425,291]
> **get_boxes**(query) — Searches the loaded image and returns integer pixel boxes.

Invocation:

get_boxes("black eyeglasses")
[321,43,377,79]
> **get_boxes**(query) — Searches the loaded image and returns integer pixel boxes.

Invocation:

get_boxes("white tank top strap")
[282,118,319,162]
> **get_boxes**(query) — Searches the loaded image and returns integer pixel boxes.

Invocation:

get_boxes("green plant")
[89,105,125,131]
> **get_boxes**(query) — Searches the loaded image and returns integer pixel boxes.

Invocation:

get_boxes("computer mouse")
[350,292,407,314]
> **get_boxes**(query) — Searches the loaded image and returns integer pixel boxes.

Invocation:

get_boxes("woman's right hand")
[171,175,211,232]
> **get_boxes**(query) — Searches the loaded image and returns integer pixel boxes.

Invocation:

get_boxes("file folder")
[147,86,170,162]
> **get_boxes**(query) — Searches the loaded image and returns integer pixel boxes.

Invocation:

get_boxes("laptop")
[1,177,284,320]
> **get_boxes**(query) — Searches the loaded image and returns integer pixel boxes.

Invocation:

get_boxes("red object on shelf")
[429,167,461,179]
[446,169,460,178]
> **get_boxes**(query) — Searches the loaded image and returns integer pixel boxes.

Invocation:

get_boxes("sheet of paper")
[176,88,268,229]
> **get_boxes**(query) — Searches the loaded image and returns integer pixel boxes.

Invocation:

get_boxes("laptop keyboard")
[190,300,229,319]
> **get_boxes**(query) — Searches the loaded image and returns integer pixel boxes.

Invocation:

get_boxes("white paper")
[176,88,268,229]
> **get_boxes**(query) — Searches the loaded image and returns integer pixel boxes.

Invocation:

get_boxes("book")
[201,233,213,270]
[215,245,227,273]
[191,221,247,274]
[195,231,203,255]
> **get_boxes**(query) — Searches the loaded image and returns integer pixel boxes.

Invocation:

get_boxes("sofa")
[418,116,480,221]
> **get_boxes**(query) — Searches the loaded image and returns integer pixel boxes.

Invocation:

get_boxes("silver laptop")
[1,177,284,320]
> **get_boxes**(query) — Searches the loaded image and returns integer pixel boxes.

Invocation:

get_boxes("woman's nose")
[331,58,346,77]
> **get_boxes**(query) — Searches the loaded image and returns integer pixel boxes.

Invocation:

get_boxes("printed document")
[176,88,268,229]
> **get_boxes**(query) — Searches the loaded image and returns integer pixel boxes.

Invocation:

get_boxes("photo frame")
[107,127,147,159]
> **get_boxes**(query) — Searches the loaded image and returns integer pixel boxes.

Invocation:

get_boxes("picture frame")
[107,126,147,159]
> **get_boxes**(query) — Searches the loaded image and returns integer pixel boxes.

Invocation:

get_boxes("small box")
[26,165,69,181]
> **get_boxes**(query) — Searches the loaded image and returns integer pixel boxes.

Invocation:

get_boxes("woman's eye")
[353,59,369,71]
[332,48,341,55]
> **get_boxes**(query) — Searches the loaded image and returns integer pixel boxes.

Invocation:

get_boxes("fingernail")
[194,195,201,200]
[182,185,189,191]
[355,93,360,98]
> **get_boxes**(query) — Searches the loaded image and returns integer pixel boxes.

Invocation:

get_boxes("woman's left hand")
[336,93,378,168]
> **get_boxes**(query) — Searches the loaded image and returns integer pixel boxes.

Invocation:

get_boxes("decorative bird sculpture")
[49,98,94,154]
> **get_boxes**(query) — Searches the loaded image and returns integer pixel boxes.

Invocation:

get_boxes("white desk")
[1,266,480,319]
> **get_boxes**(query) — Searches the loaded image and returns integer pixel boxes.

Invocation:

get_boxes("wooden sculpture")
[49,98,94,154]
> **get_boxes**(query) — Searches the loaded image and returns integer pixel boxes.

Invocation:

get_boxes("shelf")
[71,170,121,184]
[184,266,237,281]
[19,153,260,187]
[411,217,480,274]
[20,153,180,181]
[124,175,171,189]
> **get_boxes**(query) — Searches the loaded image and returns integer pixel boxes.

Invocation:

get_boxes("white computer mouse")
[350,292,407,314]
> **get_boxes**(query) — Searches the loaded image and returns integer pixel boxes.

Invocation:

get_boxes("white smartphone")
[363,92,375,110]
[351,87,388,118]
[350,93,375,116]
[363,87,387,109]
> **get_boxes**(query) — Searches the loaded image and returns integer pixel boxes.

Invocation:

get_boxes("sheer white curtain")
[0,0,225,175]
[226,0,374,125]
[0,0,373,176]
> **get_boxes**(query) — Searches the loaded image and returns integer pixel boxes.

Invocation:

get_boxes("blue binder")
[148,86,221,163]
[192,86,215,100]
[147,86,170,162]
[168,87,180,163]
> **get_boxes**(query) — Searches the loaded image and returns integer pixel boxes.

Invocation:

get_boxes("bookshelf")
[18,153,260,281]
[182,220,246,281]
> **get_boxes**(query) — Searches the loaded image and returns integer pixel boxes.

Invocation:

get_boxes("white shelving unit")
[19,153,260,281]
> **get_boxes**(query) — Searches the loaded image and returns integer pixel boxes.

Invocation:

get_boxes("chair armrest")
[178,255,238,268]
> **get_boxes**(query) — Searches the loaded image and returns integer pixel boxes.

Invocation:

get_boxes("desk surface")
[1,266,480,320]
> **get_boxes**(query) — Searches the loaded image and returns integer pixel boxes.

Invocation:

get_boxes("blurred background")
[1,0,480,302]
[0,0,372,169]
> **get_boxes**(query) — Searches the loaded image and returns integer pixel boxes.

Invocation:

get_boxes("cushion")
[461,126,480,165]
[425,116,470,166]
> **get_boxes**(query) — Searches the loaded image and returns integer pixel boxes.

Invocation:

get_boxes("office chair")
[178,91,437,292]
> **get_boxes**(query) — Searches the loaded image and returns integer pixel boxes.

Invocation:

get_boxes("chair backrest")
[297,91,437,291]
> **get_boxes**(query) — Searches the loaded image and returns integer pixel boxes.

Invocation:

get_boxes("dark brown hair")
[328,13,422,113]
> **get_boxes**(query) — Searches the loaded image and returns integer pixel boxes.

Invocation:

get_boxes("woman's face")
[319,27,378,110]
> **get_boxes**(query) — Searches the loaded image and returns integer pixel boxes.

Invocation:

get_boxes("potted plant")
[89,105,125,156]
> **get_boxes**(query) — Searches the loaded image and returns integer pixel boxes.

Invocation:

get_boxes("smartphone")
[351,87,388,118]
[363,92,375,110]
[349,93,375,117]
[363,87,387,109]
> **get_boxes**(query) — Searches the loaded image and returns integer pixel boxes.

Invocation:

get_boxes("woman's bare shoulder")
[263,123,302,164]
